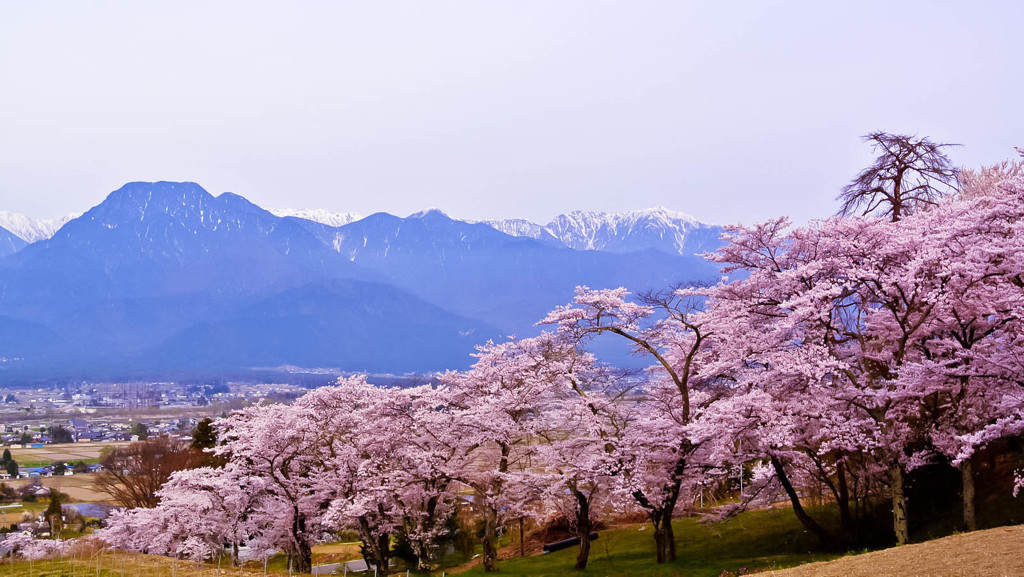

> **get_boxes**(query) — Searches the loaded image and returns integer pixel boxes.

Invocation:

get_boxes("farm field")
[0,502,45,528]
[6,442,131,467]
[0,442,129,503]
[5,473,113,503]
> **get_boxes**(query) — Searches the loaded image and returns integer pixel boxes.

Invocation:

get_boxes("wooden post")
[518,517,525,558]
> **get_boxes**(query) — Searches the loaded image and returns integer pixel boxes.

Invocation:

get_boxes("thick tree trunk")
[293,539,312,574]
[632,480,680,563]
[771,456,835,551]
[573,489,593,570]
[960,459,977,532]
[412,540,432,572]
[358,518,391,575]
[890,465,909,545]
[650,509,676,564]
[482,506,500,572]
[836,460,856,548]
[292,508,313,573]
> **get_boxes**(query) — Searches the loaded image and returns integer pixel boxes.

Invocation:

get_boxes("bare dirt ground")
[310,542,363,564]
[7,472,114,502]
[766,524,1024,577]
[0,502,43,526]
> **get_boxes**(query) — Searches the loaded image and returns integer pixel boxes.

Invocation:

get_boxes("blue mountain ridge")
[0,227,26,258]
[0,182,723,381]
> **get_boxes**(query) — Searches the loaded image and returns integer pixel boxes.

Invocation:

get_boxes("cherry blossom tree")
[706,214,940,545]
[540,286,728,563]
[532,338,626,570]
[439,336,563,572]
[214,401,328,572]
[154,467,269,563]
[706,161,1024,545]
[310,378,464,573]
[5,532,74,560]
[904,151,1024,530]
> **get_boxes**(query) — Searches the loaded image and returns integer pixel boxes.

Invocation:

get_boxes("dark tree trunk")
[960,459,977,532]
[358,517,391,575]
[573,489,593,570]
[482,506,500,572]
[292,508,313,573]
[836,460,856,547]
[632,487,678,563]
[293,539,312,574]
[890,465,909,545]
[771,456,835,551]
[650,508,676,564]
[374,532,392,576]
[480,442,510,572]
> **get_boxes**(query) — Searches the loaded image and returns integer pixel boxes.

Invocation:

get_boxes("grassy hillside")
[461,508,843,576]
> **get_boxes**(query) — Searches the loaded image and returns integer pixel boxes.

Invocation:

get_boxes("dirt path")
[766,524,1024,577]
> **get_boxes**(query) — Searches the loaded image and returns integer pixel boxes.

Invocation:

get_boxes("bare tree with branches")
[95,436,203,508]
[838,132,959,221]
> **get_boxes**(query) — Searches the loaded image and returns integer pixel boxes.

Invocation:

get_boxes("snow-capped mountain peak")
[269,208,363,227]
[0,211,81,243]
[408,208,450,219]
[477,218,550,240]
[620,206,701,226]
[482,207,718,257]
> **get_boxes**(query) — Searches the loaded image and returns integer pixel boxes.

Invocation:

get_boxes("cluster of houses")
[0,381,309,415]
[0,416,201,447]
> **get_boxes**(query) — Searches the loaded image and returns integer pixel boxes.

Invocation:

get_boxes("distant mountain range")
[481,207,722,257]
[0,211,80,244]
[0,182,723,381]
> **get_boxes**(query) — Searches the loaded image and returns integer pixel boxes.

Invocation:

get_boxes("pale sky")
[0,1,1020,225]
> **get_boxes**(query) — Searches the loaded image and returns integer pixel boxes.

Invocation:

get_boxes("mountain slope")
[320,209,721,334]
[0,227,26,258]
[152,280,497,373]
[0,183,723,379]
[0,183,493,376]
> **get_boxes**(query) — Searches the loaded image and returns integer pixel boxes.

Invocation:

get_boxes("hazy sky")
[1,1,1020,225]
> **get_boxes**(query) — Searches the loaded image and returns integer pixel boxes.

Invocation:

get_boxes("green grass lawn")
[462,507,841,576]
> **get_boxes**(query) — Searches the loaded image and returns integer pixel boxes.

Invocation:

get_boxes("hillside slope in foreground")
[767,524,1024,576]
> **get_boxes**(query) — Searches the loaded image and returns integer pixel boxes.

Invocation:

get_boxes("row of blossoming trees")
[98,148,1024,573]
